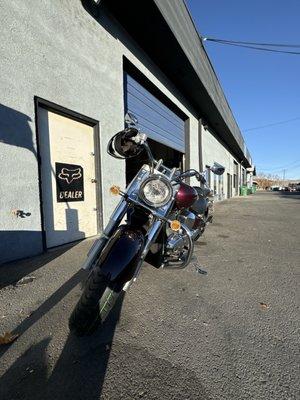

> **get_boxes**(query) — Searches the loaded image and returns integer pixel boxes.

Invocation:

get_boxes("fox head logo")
[58,168,82,184]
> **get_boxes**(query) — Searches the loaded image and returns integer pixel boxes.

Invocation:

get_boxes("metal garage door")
[125,74,185,153]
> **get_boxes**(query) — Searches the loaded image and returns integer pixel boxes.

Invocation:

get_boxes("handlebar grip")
[179,169,199,180]
[180,171,191,179]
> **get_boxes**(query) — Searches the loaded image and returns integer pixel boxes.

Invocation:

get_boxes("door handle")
[91,178,97,183]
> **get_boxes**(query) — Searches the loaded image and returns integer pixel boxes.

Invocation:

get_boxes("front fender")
[97,225,145,289]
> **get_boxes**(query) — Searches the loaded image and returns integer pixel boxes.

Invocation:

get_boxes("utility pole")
[282,169,286,186]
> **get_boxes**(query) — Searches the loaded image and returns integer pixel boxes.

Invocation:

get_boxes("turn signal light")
[109,185,121,196]
[170,219,181,232]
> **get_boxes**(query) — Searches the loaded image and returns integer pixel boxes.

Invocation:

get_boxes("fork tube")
[142,220,163,258]
[132,219,163,279]
[82,199,128,270]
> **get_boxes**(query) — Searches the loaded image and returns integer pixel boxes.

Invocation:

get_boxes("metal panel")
[125,73,185,153]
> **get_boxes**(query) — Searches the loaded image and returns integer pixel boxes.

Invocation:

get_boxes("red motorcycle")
[69,113,224,336]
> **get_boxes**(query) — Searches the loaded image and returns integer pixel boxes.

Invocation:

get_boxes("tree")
[255,171,279,189]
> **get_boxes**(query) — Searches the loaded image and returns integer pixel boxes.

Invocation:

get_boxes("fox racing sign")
[58,167,82,184]
[55,162,84,202]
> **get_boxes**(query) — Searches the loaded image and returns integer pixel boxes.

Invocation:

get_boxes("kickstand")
[191,257,208,275]
[195,266,208,275]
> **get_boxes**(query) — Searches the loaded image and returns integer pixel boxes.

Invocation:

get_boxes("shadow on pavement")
[0,270,86,359]
[279,191,300,201]
[0,241,81,289]
[46,295,125,400]
[0,268,125,400]
[0,338,51,399]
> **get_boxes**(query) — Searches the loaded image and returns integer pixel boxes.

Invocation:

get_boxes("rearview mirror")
[114,128,142,158]
[211,162,225,175]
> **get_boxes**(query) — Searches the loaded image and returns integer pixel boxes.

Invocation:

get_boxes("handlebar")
[179,170,197,180]
[175,169,206,184]
[108,127,209,185]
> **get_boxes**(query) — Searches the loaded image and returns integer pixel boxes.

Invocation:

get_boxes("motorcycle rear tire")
[69,266,121,336]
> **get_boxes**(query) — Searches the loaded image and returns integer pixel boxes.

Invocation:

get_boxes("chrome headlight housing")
[139,175,173,207]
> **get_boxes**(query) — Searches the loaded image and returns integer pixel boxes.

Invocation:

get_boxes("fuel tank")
[175,182,198,209]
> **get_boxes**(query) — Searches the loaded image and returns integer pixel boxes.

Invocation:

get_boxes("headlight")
[139,175,173,207]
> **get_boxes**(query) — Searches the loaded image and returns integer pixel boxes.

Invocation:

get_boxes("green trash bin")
[240,186,248,196]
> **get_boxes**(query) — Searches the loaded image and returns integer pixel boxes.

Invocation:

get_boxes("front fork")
[82,199,128,270]
[123,219,163,291]
[82,199,163,288]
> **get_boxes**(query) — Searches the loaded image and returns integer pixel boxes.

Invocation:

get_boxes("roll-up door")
[125,73,185,153]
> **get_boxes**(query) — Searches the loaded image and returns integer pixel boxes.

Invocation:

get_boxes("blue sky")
[187,0,300,179]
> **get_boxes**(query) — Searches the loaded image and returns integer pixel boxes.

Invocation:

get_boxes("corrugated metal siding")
[125,73,185,153]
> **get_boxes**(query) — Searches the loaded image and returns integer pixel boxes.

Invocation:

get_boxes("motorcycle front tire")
[69,225,144,336]
[69,266,121,336]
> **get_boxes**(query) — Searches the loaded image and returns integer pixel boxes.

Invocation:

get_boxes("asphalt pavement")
[0,191,299,400]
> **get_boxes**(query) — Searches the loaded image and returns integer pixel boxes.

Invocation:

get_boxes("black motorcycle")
[69,113,224,336]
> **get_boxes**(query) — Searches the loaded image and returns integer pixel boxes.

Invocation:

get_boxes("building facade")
[0,0,253,264]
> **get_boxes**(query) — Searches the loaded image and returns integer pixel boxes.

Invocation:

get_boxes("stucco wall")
[0,0,200,263]
[201,126,240,200]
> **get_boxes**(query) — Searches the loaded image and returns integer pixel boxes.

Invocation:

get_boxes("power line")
[259,163,300,174]
[243,117,300,132]
[202,37,300,55]
[202,37,300,48]
[256,159,300,170]
[208,41,300,55]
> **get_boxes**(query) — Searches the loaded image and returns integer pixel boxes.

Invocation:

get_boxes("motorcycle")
[69,113,225,336]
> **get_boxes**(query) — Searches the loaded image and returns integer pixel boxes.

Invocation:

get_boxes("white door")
[38,108,98,248]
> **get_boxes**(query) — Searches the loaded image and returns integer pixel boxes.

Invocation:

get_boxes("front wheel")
[69,265,121,336]
[69,225,145,336]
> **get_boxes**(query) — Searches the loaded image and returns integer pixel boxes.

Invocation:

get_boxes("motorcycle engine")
[165,210,197,255]
[165,232,186,254]
[178,210,197,231]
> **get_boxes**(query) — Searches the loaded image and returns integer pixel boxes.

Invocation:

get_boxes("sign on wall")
[55,162,84,202]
